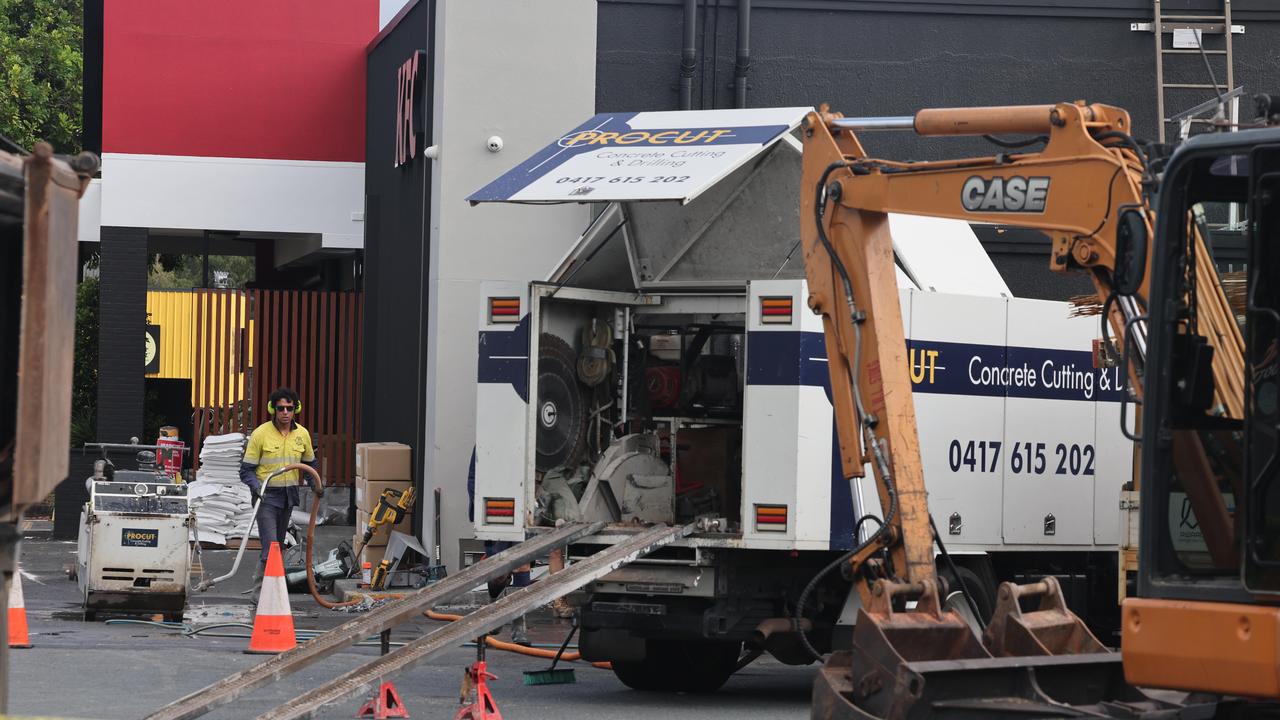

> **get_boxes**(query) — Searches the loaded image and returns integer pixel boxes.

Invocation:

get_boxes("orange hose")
[292,463,368,610]
[424,609,611,668]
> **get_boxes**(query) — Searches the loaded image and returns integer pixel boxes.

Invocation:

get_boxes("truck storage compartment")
[531,294,747,530]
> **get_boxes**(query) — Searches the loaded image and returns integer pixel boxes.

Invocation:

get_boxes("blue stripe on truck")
[477,316,530,403]
[747,332,1126,403]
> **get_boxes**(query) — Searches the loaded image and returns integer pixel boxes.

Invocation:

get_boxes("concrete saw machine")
[76,444,194,621]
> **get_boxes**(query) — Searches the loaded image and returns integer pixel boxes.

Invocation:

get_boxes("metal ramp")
[146,521,605,720]
[259,522,694,720]
[148,521,695,720]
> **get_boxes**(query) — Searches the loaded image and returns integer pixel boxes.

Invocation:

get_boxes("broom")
[523,622,578,685]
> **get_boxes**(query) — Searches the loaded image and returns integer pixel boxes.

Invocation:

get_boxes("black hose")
[793,496,897,662]
[982,134,1048,149]
[793,159,903,662]
[930,514,986,631]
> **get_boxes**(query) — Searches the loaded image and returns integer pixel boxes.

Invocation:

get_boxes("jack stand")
[355,629,410,718]
[454,634,503,720]
[355,681,409,719]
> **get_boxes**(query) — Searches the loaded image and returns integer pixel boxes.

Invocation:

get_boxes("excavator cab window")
[1142,144,1253,596]
[1244,145,1280,592]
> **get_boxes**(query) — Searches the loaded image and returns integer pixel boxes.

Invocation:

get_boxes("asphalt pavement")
[8,522,813,720]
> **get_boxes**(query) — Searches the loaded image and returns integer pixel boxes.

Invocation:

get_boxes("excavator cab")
[1245,146,1280,594]
[1123,129,1280,700]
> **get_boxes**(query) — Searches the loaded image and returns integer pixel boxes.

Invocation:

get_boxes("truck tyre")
[942,565,995,626]
[612,638,741,693]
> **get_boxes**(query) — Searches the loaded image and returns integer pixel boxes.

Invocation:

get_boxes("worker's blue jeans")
[256,488,295,563]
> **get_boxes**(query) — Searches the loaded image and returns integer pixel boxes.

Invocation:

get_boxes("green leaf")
[0,0,81,153]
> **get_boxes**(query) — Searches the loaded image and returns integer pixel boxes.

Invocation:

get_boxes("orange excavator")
[798,99,1277,717]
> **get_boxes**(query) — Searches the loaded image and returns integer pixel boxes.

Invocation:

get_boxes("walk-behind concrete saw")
[76,443,193,621]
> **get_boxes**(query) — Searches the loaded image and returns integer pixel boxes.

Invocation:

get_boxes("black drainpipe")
[734,0,751,108]
[680,0,697,110]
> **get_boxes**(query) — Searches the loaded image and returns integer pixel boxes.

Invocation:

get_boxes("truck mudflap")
[812,578,1213,719]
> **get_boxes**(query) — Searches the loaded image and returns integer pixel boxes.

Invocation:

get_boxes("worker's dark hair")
[268,387,300,414]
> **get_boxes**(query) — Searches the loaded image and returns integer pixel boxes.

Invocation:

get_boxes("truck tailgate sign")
[467,108,811,205]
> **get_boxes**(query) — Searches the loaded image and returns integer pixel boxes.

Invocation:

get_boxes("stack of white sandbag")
[188,433,256,546]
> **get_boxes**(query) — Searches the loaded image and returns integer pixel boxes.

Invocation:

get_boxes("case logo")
[961,176,1049,213]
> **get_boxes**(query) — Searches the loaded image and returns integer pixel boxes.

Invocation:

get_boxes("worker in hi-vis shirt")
[239,387,323,585]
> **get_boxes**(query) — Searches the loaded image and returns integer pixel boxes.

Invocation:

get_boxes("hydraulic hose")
[424,609,611,668]
[291,463,368,610]
[297,466,411,609]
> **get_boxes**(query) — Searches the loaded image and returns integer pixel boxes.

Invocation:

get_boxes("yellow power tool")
[359,486,416,589]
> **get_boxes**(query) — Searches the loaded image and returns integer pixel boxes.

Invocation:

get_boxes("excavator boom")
[799,100,1259,717]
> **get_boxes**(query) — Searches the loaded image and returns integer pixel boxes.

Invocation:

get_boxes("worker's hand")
[311,480,325,498]
[247,481,262,504]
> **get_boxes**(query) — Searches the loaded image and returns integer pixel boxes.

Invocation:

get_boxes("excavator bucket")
[810,579,1184,719]
[982,577,1107,657]
[812,579,991,719]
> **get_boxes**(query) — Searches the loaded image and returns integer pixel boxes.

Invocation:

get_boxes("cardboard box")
[356,479,413,513]
[355,442,411,481]
[355,536,388,567]
[356,508,414,547]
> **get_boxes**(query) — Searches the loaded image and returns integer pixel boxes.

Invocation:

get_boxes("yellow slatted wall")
[145,290,253,405]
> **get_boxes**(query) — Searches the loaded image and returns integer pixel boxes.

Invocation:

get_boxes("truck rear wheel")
[612,638,741,693]
[942,565,995,632]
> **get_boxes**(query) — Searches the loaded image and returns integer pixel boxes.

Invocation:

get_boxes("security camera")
[486,136,503,153]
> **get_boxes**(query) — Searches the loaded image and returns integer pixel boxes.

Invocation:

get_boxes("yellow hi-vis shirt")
[243,421,316,487]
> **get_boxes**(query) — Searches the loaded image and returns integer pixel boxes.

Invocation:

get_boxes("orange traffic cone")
[8,570,30,648]
[245,542,295,654]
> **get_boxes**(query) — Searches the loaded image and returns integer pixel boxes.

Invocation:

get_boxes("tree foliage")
[148,254,256,290]
[0,0,82,154]
[71,272,97,446]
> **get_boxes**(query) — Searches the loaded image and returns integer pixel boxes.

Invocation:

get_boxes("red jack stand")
[356,681,410,719]
[455,635,503,720]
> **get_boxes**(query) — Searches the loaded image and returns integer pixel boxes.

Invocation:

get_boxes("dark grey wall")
[97,226,148,442]
[597,1,1280,153]
[595,0,1280,298]
[363,0,435,467]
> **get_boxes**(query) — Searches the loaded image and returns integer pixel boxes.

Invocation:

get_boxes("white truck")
[467,108,1132,691]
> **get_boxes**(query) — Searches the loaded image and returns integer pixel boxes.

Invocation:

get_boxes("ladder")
[1136,0,1242,142]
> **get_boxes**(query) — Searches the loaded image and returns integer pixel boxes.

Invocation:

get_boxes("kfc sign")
[395,51,426,167]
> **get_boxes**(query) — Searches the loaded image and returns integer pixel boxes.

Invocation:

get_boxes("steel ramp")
[257,521,696,720]
[146,521,605,720]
